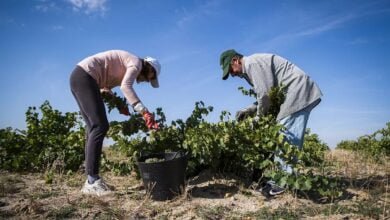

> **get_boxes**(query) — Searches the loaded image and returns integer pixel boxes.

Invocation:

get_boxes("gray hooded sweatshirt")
[242,53,322,121]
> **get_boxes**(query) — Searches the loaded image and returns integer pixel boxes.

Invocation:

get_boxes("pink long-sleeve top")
[77,50,142,105]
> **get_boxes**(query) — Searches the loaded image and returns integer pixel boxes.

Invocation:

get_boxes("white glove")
[133,102,147,114]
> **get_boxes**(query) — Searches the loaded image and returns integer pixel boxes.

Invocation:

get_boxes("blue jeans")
[276,99,321,174]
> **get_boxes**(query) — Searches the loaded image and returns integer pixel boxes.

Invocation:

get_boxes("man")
[70,50,160,196]
[219,49,322,196]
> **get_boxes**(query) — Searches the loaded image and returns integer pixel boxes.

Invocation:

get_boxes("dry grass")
[0,149,389,219]
[326,149,389,177]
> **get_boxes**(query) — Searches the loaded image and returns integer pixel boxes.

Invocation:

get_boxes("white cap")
[144,56,161,88]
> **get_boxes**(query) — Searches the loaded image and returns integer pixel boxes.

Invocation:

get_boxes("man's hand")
[235,109,248,121]
[235,105,257,121]
[142,111,159,130]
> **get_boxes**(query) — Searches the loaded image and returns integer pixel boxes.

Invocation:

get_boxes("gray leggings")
[70,66,109,176]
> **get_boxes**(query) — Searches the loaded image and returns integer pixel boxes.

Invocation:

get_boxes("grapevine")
[0,88,345,199]
[101,91,128,113]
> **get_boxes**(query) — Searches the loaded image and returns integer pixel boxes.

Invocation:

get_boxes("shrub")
[104,88,338,197]
[302,129,329,167]
[0,101,85,172]
[0,127,28,170]
[337,122,390,159]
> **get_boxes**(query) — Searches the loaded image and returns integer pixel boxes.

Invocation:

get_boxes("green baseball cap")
[220,49,243,80]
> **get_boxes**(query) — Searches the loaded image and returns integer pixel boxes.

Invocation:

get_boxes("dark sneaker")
[269,185,285,195]
[259,180,285,196]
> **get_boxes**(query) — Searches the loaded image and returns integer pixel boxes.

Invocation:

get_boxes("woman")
[70,50,160,196]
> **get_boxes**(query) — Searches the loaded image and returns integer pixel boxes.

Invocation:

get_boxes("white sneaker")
[81,179,112,196]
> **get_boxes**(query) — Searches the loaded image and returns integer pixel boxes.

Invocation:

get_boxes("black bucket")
[137,151,188,201]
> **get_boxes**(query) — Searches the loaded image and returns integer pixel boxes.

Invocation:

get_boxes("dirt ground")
[1,150,389,219]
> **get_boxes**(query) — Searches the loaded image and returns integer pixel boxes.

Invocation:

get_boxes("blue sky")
[1,0,389,148]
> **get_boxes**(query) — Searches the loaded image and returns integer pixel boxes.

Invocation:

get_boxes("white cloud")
[292,2,390,38]
[51,25,64,31]
[175,0,220,28]
[257,13,358,51]
[33,0,107,15]
[246,2,390,51]
[35,0,57,12]
[347,38,368,45]
[295,14,356,37]
[68,0,107,15]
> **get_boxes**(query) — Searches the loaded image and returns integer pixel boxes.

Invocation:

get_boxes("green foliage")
[108,113,148,138]
[268,85,286,118]
[238,86,256,98]
[104,89,338,198]
[101,91,128,113]
[145,158,165,163]
[236,86,333,195]
[238,85,286,119]
[100,153,133,176]
[337,122,390,159]
[0,101,85,172]
[45,170,54,184]
[0,88,338,198]
[302,129,330,167]
[0,127,29,170]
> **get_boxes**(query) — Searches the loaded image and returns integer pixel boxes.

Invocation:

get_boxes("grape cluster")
[101,91,128,113]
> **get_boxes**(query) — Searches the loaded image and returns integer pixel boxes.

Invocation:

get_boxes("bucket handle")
[172,151,181,160]
[172,150,188,160]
